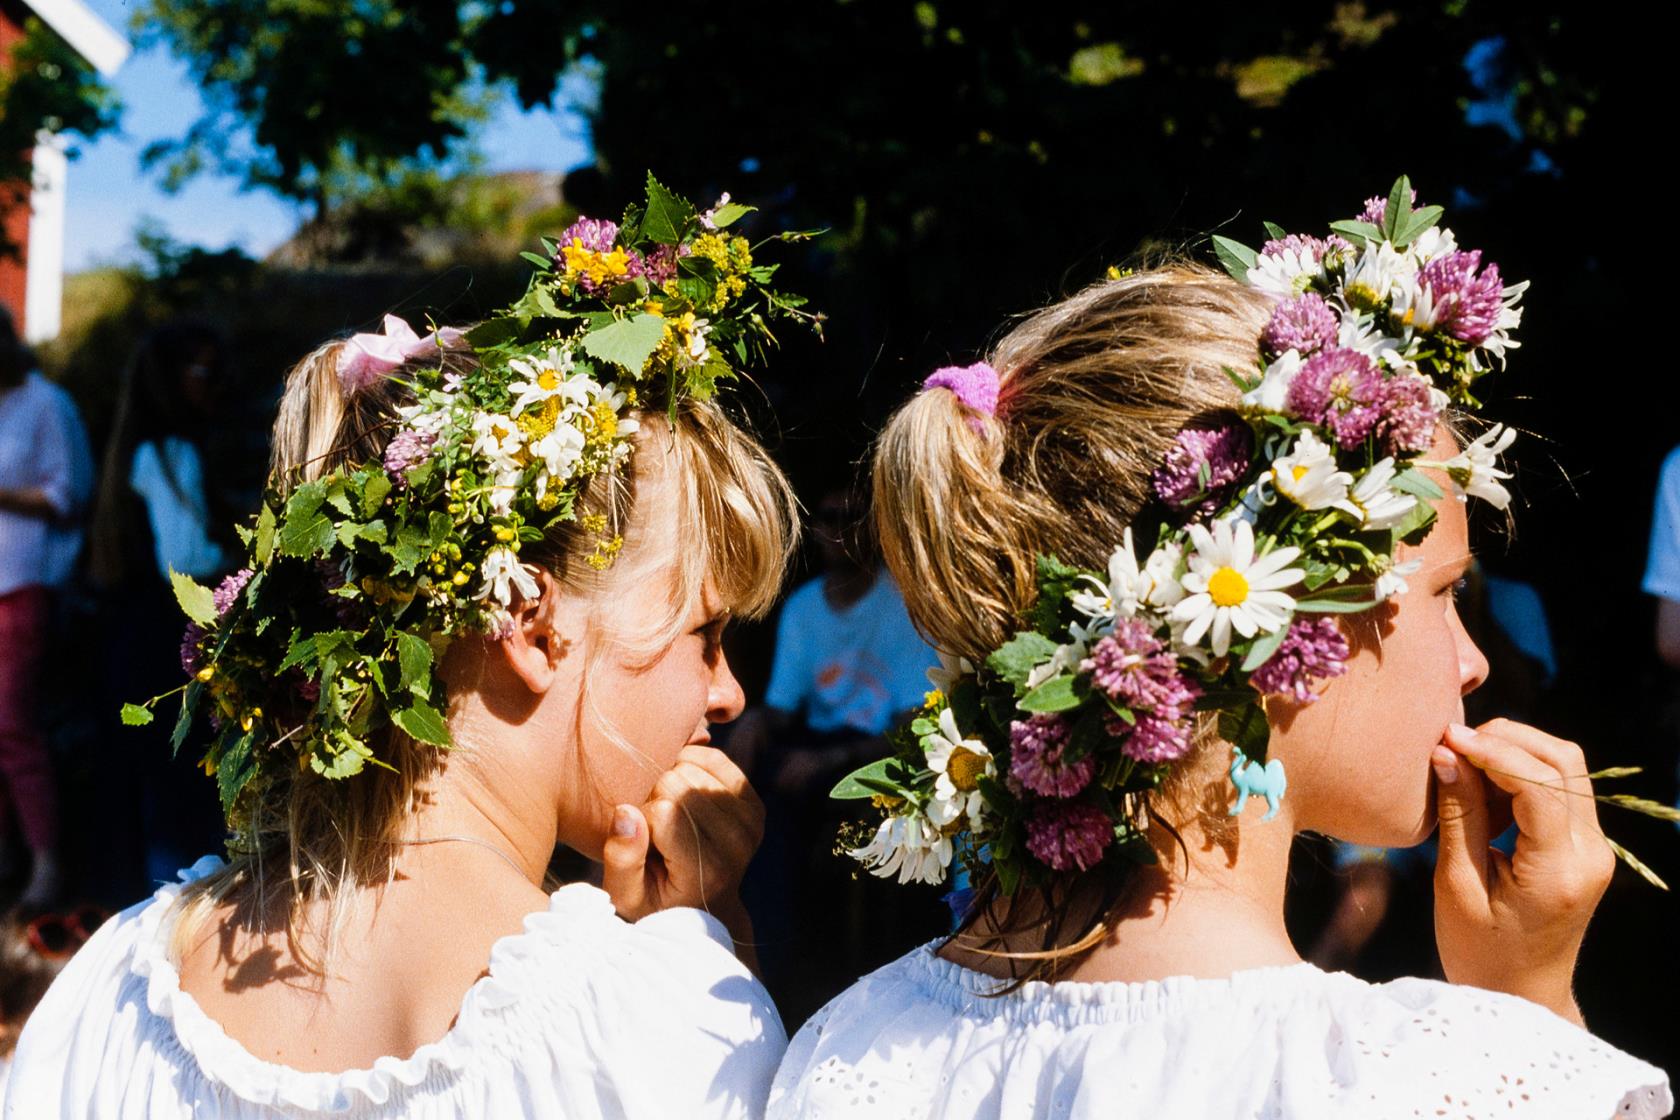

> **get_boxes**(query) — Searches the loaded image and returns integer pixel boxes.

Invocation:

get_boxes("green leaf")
[278,481,335,558]
[276,633,319,673]
[1222,364,1258,392]
[1218,702,1270,758]
[392,699,451,746]
[1240,624,1291,673]
[1387,468,1445,501]
[120,702,154,726]
[1381,175,1412,243]
[1211,234,1257,281]
[1019,674,1081,714]
[580,313,667,374]
[466,317,523,349]
[640,172,696,245]
[1294,595,1378,614]
[171,682,203,756]
[986,631,1058,691]
[217,732,256,815]
[1394,502,1438,546]
[1261,220,1287,240]
[361,473,392,517]
[1327,219,1382,245]
[325,478,354,516]
[395,630,433,697]
[1397,205,1444,246]
[1029,553,1084,633]
[709,201,755,228]
[254,503,276,564]
[830,757,902,799]
[519,250,551,268]
[170,569,218,626]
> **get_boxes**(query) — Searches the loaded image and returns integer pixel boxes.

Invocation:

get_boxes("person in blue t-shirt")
[730,485,942,1023]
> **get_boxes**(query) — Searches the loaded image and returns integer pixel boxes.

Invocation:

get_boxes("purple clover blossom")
[1248,617,1350,704]
[1024,800,1113,872]
[1286,347,1387,450]
[1082,621,1200,720]
[179,622,206,676]
[643,243,684,285]
[213,568,253,617]
[1260,233,1327,261]
[1261,292,1340,359]
[1417,250,1506,345]
[383,428,438,479]
[1150,423,1254,515]
[1379,376,1439,457]
[1357,188,1418,226]
[295,676,321,704]
[556,217,620,254]
[1010,714,1094,798]
[1116,713,1196,763]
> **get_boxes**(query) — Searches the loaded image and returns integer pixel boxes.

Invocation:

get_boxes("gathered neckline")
[904,941,1329,1026]
[128,856,623,1111]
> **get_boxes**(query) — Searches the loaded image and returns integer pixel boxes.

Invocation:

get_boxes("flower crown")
[839,177,1526,890]
[123,174,820,829]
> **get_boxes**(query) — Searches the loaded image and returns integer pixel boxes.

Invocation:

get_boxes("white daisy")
[1440,423,1517,509]
[850,814,952,886]
[507,348,586,414]
[479,546,539,606]
[1406,225,1459,266]
[1469,280,1528,371]
[1374,558,1423,601]
[470,411,525,465]
[1336,307,1406,365]
[1334,458,1419,530]
[1024,619,1098,690]
[1247,246,1324,298]
[1341,241,1412,310]
[1070,527,1183,625]
[922,708,995,830]
[528,424,587,486]
[1170,517,1304,657]
[925,650,975,694]
[1270,430,1352,510]
[1241,349,1302,414]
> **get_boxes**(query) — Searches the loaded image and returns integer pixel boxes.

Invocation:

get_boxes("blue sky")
[63,0,592,272]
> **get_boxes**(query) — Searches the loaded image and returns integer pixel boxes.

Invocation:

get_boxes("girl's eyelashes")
[1448,575,1470,601]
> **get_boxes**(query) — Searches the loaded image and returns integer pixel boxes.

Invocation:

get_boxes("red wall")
[0,3,33,336]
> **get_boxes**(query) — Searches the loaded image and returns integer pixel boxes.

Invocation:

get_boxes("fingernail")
[612,806,638,838]
[1448,722,1476,741]
[1431,746,1459,785]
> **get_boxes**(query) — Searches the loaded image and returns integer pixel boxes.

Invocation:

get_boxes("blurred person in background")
[0,308,94,911]
[1648,445,1680,672]
[0,907,104,1096]
[89,324,233,891]
[730,484,942,1020]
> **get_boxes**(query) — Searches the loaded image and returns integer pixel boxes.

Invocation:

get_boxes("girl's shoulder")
[6,859,787,1120]
[770,943,1671,1120]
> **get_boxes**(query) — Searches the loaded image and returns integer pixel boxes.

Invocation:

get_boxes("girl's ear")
[494,568,576,694]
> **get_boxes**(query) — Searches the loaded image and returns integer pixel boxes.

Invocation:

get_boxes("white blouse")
[771,942,1671,1120]
[4,858,787,1119]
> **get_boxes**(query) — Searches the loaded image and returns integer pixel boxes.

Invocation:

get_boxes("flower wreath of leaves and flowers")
[838,177,1678,896]
[122,174,822,835]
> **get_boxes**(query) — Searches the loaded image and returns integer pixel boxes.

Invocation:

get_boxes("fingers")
[676,745,764,813]
[1433,743,1492,905]
[1473,718,1601,832]
[599,804,651,918]
[1444,722,1574,844]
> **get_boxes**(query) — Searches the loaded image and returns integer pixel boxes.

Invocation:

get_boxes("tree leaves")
[395,630,433,698]
[580,313,667,374]
[986,631,1058,691]
[392,699,451,746]
[277,482,335,558]
[641,172,696,244]
[170,569,218,626]
[1212,235,1258,281]
[120,703,154,726]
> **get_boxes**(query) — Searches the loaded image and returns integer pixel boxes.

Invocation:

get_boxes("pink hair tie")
[337,314,466,396]
[922,362,1000,431]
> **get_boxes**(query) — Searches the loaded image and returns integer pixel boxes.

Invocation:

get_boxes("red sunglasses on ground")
[24,906,111,960]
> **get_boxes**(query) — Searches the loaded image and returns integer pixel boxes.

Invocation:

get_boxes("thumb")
[600,804,651,919]
[1433,737,1492,905]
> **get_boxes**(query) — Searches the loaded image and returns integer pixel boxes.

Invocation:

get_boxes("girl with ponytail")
[773,194,1671,1117]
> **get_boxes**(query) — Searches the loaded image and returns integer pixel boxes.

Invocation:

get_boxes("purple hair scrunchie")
[922,362,1000,432]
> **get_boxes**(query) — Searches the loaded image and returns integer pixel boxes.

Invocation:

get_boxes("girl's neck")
[948,803,1303,986]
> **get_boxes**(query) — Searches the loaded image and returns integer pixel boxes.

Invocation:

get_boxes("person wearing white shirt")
[0,308,94,909]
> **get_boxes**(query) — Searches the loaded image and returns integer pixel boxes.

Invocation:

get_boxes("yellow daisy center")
[947,745,988,792]
[1291,464,1310,482]
[537,368,560,391]
[1208,566,1250,607]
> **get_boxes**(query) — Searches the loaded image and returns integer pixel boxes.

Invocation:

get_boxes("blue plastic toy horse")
[1228,747,1287,822]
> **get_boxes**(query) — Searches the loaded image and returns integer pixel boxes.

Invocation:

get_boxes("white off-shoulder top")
[4,857,787,1119]
[770,942,1671,1120]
